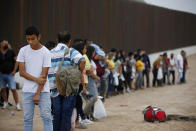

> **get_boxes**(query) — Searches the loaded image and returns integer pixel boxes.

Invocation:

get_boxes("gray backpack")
[56,48,81,97]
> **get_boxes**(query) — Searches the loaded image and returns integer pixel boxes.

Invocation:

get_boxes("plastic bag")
[93,98,107,119]
[113,73,119,86]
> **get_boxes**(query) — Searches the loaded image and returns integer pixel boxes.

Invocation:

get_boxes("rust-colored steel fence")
[0,0,196,53]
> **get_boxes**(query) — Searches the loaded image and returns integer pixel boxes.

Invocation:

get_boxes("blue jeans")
[84,76,98,116]
[99,77,108,99]
[107,72,114,94]
[0,74,16,89]
[51,94,76,131]
[22,92,53,131]
[181,69,186,83]
[177,68,183,83]
[136,70,143,87]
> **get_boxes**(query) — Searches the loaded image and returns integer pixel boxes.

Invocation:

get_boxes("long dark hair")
[72,41,86,55]
[86,46,95,61]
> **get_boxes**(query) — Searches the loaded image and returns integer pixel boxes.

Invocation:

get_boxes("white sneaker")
[16,103,21,111]
[81,119,94,125]
[126,88,131,93]
[2,102,8,109]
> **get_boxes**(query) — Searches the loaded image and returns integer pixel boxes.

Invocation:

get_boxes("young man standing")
[48,31,85,131]
[0,40,21,110]
[17,26,53,131]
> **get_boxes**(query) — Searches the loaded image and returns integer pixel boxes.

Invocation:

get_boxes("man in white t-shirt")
[176,51,184,83]
[17,26,53,131]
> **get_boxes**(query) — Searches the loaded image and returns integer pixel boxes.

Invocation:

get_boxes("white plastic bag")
[113,72,119,86]
[93,98,107,119]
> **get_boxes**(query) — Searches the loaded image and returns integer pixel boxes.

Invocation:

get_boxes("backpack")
[56,48,81,97]
[95,60,105,77]
[143,106,166,122]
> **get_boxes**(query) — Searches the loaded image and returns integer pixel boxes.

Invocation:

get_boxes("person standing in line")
[181,51,188,83]
[17,26,53,131]
[162,53,171,85]
[72,41,94,127]
[0,40,21,110]
[169,53,176,84]
[107,52,115,96]
[135,55,144,89]
[141,49,151,87]
[84,45,100,119]
[176,51,184,84]
[48,31,85,131]
[152,56,163,87]
[125,52,136,92]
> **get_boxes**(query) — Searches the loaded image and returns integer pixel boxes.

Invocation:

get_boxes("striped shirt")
[48,43,84,89]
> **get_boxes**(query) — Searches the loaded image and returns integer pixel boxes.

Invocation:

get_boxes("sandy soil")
[0,54,196,131]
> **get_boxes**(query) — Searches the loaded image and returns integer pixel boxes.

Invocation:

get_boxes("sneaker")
[126,88,131,93]
[75,123,87,129]
[81,119,94,125]
[2,102,8,109]
[16,103,21,111]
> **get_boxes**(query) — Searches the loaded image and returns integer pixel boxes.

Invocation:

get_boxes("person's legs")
[181,69,186,83]
[7,74,21,109]
[103,78,108,99]
[100,77,108,100]
[107,72,114,95]
[142,70,146,86]
[170,70,175,84]
[51,95,62,131]
[152,69,158,87]
[22,92,35,131]
[39,92,53,131]
[75,86,85,121]
[61,95,76,131]
[84,77,98,116]
[177,69,183,83]
[136,71,139,88]
[0,75,9,108]
[163,72,166,84]
[166,70,171,84]
[146,69,150,87]
[139,71,143,88]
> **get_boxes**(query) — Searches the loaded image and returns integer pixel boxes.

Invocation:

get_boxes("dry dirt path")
[1,55,196,131]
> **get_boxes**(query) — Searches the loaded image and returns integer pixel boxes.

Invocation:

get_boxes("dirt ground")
[0,54,196,131]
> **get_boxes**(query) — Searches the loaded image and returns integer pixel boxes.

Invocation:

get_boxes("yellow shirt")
[136,60,143,71]
[107,59,115,71]
[83,54,91,84]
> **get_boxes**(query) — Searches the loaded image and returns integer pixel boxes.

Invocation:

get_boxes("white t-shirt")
[17,45,51,93]
[169,58,176,71]
[176,54,183,71]
[91,60,97,75]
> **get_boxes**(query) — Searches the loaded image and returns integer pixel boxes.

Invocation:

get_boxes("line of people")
[0,26,188,131]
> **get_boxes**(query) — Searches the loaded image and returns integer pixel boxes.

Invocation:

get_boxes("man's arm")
[11,56,19,76]
[18,62,46,84]
[79,59,86,93]
[33,67,49,103]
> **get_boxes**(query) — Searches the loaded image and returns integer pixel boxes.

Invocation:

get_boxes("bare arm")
[32,67,49,103]
[35,67,49,94]
[79,59,87,93]
[11,56,19,76]
[18,62,45,84]
[89,67,100,81]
